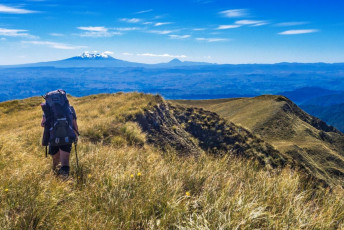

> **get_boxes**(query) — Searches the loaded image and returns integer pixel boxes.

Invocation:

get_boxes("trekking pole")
[74,141,79,169]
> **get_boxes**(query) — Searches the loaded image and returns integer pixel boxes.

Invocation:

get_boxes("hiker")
[41,89,79,177]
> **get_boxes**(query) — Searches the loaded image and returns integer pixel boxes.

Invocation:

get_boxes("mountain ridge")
[174,95,344,187]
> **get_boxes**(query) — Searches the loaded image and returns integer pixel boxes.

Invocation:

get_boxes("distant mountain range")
[2,52,344,69]
[1,52,214,68]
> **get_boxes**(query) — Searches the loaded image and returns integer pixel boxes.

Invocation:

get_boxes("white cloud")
[275,22,308,27]
[120,18,141,23]
[143,22,153,25]
[0,37,6,41]
[148,30,174,35]
[278,29,319,35]
[76,26,141,38]
[103,51,114,55]
[217,25,241,30]
[135,9,153,14]
[0,28,37,38]
[193,28,206,31]
[153,15,165,20]
[220,9,247,18]
[137,53,187,58]
[0,28,27,36]
[114,27,140,31]
[80,31,122,37]
[122,52,134,56]
[196,37,229,42]
[252,23,268,27]
[154,22,172,26]
[169,34,191,39]
[49,33,64,37]
[22,41,86,50]
[235,20,267,26]
[77,26,122,37]
[0,4,37,14]
[78,26,107,32]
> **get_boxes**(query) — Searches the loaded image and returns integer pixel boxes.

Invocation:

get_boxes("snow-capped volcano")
[78,51,113,59]
[58,51,147,67]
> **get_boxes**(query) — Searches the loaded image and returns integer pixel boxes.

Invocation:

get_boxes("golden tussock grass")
[0,92,343,229]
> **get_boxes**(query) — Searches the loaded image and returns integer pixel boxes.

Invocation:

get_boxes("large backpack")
[41,89,76,147]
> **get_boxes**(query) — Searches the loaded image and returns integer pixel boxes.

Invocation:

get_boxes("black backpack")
[41,89,76,147]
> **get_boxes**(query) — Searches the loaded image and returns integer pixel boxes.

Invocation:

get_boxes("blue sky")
[0,0,344,64]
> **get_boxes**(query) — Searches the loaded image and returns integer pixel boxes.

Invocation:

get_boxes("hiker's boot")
[58,166,70,178]
[53,165,61,175]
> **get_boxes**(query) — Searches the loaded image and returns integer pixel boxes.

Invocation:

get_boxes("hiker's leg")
[57,145,72,177]
[60,150,70,167]
[59,144,72,167]
[52,151,60,170]
[49,145,60,171]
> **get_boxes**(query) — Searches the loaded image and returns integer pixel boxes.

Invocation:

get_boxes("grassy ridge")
[1,93,344,229]
[174,95,344,187]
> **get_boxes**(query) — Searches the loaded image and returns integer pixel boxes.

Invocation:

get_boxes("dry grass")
[0,92,344,229]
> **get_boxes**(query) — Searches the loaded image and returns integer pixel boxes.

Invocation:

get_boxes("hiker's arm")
[41,115,46,127]
[72,119,79,136]
[70,106,79,137]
